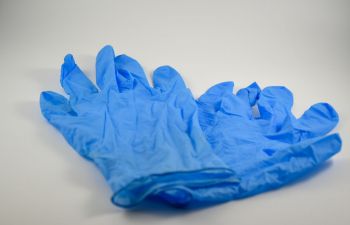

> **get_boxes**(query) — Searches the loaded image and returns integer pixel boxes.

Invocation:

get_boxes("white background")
[0,0,349,224]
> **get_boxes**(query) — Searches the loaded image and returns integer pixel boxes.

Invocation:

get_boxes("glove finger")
[257,86,294,119]
[40,91,77,129]
[294,102,339,139]
[236,133,342,198]
[197,82,234,109]
[197,82,232,131]
[115,54,150,92]
[152,66,187,93]
[197,82,235,130]
[96,45,118,91]
[237,82,261,106]
[40,91,92,158]
[198,82,254,119]
[256,86,294,132]
[61,54,98,98]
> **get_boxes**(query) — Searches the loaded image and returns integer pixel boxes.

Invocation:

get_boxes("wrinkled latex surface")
[40,45,342,208]
[116,54,342,201]
[40,46,238,208]
[195,82,342,198]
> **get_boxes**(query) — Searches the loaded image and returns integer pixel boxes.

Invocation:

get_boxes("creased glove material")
[115,55,342,201]
[196,82,341,198]
[40,45,342,209]
[40,46,238,208]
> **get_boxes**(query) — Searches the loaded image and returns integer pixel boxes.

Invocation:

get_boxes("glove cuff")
[111,168,238,208]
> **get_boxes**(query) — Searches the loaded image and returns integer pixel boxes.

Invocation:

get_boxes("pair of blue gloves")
[40,46,341,208]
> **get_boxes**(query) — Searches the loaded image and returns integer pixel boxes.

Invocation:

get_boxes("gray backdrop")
[0,0,349,224]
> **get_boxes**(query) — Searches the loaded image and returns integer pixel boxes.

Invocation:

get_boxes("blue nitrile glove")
[195,82,342,199]
[117,54,342,200]
[39,46,238,208]
[109,52,243,206]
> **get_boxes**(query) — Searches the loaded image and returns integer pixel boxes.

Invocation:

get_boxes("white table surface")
[0,0,349,224]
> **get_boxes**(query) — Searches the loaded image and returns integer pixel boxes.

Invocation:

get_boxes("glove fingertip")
[259,86,294,108]
[153,65,186,92]
[312,102,339,122]
[237,82,261,106]
[61,54,76,81]
[98,45,115,57]
[115,54,142,70]
[40,91,71,120]
[208,81,234,96]
[96,45,117,90]
[198,82,234,104]
[296,102,339,138]
[115,53,150,89]
[64,54,75,65]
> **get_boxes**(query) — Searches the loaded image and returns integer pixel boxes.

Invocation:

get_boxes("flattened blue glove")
[196,82,342,198]
[39,46,238,208]
[113,55,342,202]
[110,53,243,205]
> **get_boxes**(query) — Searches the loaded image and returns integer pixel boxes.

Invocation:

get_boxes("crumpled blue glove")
[39,46,238,208]
[116,54,342,200]
[195,81,342,199]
